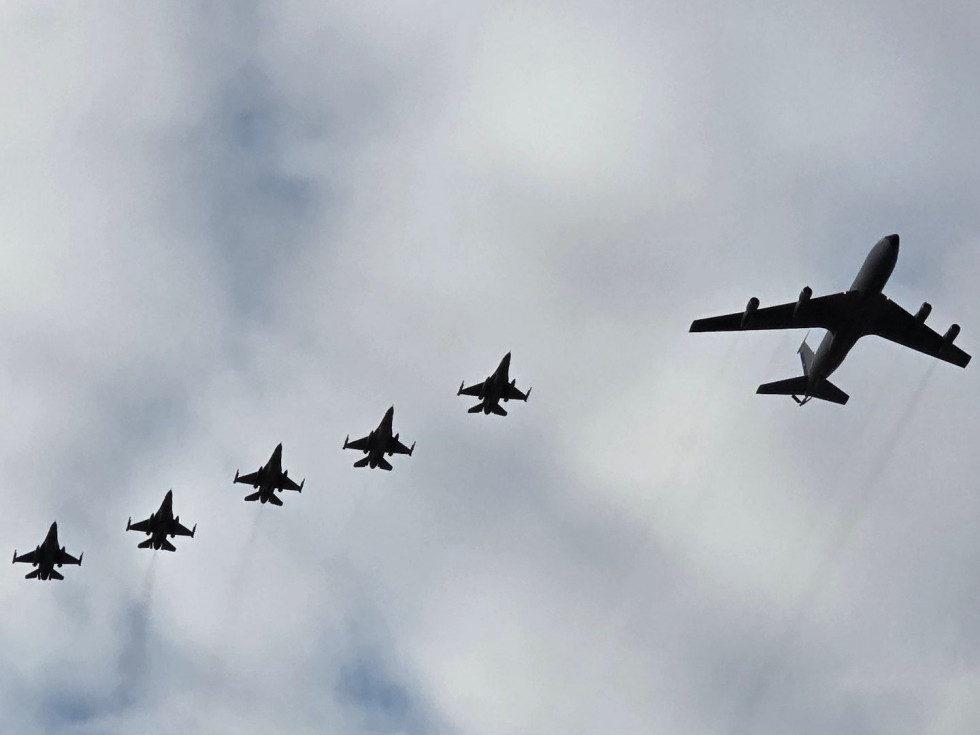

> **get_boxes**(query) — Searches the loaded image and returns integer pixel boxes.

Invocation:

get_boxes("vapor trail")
[112,554,158,711]
[730,362,937,732]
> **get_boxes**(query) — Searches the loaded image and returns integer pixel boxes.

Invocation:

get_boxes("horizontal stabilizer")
[244,491,262,502]
[138,538,154,549]
[161,539,177,552]
[353,457,371,468]
[490,404,507,416]
[810,379,849,405]
[49,570,64,581]
[756,376,809,397]
[267,493,283,506]
[25,569,40,580]
[468,403,484,414]
[757,376,849,405]
[377,458,393,471]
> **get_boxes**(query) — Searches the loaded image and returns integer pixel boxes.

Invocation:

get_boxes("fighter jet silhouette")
[457,352,531,416]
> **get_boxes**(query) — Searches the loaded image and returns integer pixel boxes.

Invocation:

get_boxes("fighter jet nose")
[887,233,900,249]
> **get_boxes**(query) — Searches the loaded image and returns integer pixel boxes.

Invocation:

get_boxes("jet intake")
[943,324,961,348]
[915,302,932,324]
[794,287,812,319]
[741,297,760,328]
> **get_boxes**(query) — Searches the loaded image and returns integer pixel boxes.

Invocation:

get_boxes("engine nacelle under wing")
[741,297,760,328]
[943,324,961,348]
[794,287,812,319]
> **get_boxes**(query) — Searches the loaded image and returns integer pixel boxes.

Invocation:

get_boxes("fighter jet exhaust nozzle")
[915,302,932,324]
[794,287,812,319]
[943,324,961,348]
[741,297,760,328]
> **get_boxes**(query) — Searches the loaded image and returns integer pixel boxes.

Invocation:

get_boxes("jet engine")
[943,324,961,348]
[915,302,932,324]
[741,297,760,328]
[794,287,812,319]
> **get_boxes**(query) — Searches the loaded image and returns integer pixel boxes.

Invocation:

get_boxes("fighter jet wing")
[867,299,971,368]
[127,517,152,533]
[690,292,858,333]
[57,549,82,566]
[458,381,485,397]
[234,470,262,485]
[344,435,371,451]
[172,521,196,537]
[505,383,529,401]
[279,474,303,492]
[13,549,38,564]
[390,438,415,455]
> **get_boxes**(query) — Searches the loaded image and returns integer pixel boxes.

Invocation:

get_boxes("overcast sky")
[1,1,979,733]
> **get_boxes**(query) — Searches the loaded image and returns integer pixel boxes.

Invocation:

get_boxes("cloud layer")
[1,1,978,733]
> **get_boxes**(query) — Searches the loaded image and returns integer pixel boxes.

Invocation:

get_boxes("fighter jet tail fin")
[798,334,816,376]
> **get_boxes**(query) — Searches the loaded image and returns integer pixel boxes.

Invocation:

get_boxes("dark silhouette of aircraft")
[343,406,415,470]
[12,522,83,580]
[690,234,971,405]
[126,489,196,551]
[457,352,531,415]
[233,443,304,506]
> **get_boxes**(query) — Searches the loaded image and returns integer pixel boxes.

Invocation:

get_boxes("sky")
[0,1,978,733]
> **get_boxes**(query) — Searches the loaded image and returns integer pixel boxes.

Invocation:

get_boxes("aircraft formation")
[11,236,971,579]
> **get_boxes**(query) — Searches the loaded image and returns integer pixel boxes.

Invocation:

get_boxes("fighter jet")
[12,522,83,580]
[457,352,532,415]
[233,443,304,506]
[126,489,196,551]
[343,406,415,470]
[690,234,971,405]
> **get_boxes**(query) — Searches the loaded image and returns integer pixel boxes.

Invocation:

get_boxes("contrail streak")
[730,363,937,733]
[112,554,158,711]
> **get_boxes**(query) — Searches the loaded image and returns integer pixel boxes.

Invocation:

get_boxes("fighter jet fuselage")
[126,490,196,551]
[343,407,415,470]
[458,352,531,415]
[12,522,83,580]
[233,443,304,506]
